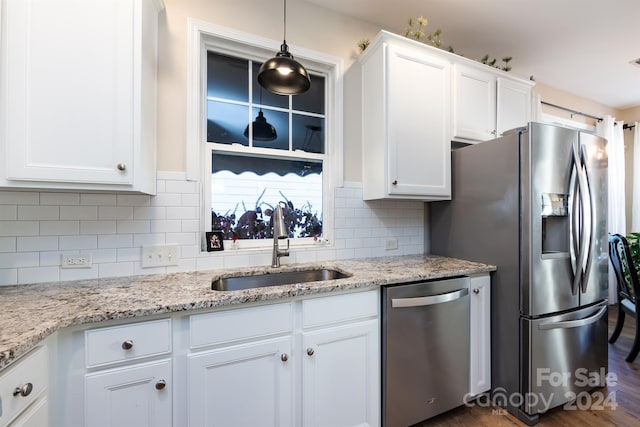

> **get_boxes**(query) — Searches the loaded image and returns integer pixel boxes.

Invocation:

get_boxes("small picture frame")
[206,231,225,252]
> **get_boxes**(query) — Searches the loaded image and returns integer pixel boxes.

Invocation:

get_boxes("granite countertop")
[0,255,495,370]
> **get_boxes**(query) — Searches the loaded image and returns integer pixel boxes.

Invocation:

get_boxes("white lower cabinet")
[187,337,293,426]
[0,346,49,427]
[469,274,491,396]
[80,319,173,427]
[85,359,172,427]
[302,320,379,427]
[186,290,380,427]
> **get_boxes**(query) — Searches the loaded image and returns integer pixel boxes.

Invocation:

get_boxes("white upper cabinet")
[452,62,534,143]
[361,31,451,201]
[0,0,163,194]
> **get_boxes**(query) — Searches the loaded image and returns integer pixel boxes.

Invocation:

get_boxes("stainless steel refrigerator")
[430,122,609,425]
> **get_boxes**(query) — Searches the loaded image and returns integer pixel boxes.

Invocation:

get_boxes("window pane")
[207,52,248,102]
[252,62,289,109]
[292,74,325,114]
[211,153,323,240]
[249,107,289,150]
[207,101,249,145]
[292,115,325,154]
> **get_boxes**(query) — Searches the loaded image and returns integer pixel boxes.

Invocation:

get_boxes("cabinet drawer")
[85,319,172,368]
[190,303,293,349]
[0,346,48,426]
[302,290,379,329]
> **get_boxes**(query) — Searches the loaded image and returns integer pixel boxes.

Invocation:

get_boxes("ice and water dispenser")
[541,193,570,256]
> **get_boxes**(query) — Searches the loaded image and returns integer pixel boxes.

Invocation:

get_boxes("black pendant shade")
[258,42,311,95]
[244,110,277,141]
[257,0,311,95]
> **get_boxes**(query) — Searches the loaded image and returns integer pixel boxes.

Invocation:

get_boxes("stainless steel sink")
[211,268,351,291]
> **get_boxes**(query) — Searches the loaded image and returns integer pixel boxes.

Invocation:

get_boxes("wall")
[619,106,640,232]
[0,176,424,286]
[156,0,380,182]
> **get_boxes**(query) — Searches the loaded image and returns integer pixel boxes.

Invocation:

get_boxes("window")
[190,24,342,250]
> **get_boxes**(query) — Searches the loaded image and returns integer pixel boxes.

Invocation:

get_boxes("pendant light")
[258,0,311,95]
[244,89,277,141]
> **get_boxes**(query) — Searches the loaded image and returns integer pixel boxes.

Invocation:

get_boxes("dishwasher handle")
[391,288,469,308]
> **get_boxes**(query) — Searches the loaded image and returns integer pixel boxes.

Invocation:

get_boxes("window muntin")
[206,51,326,243]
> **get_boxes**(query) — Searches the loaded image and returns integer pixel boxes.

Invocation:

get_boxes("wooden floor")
[417,305,640,426]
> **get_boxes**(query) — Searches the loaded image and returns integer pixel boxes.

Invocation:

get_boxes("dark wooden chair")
[608,233,640,363]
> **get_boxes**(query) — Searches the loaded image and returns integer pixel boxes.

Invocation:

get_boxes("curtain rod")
[623,124,636,130]
[541,100,603,122]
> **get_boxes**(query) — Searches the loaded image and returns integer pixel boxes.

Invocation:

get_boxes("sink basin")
[211,268,351,291]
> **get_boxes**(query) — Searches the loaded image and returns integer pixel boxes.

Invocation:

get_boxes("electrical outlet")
[61,254,93,269]
[384,238,398,250]
[141,244,179,268]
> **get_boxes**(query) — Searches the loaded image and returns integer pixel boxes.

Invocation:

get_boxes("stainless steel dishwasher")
[382,277,470,427]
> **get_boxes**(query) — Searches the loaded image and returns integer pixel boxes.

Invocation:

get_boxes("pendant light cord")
[283,0,287,43]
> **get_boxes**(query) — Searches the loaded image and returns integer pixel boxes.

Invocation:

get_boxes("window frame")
[186,20,343,252]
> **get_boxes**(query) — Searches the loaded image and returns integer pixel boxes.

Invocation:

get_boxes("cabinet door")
[469,274,491,396]
[85,359,171,427]
[187,337,293,427]
[496,77,532,136]
[302,320,380,427]
[3,0,134,185]
[452,64,497,141]
[386,45,451,198]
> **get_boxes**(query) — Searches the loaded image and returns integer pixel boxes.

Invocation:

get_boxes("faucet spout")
[272,203,290,267]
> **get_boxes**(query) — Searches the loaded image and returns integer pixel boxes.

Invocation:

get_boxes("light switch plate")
[141,244,179,268]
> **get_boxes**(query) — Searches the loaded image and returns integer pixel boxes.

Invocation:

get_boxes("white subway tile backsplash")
[98,234,133,249]
[0,178,424,286]
[0,205,17,220]
[60,266,99,281]
[99,206,134,220]
[0,191,39,205]
[18,266,59,284]
[18,205,59,221]
[133,206,166,220]
[0,237,16,253]
[116,220,151,234]
[81,194,116,206]
[0,268,18,285]
[17,236,58,252]
[117,194,151,206]
[40,193,80,206]
[0,221,39,237]
[40,221,79,236]
[60,206,98,220]
[0,252,39,269]
[80,221,117,235]
[59,235,98,250]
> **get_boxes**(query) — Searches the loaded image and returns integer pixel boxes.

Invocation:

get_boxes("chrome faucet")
[272,203,290,267]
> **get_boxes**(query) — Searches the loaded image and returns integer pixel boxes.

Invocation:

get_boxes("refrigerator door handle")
[568,159,578,289]
[569,143,584,296]
[538,304,607,330]
[579,144,595,293]
[391,288,469,308]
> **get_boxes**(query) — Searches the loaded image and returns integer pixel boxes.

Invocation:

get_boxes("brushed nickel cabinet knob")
[13,383,33,397]
[117,163,127,171]
[155,380,166,390]
[280,353,289,362]
[122,340,134,350]
[306,348,315,356]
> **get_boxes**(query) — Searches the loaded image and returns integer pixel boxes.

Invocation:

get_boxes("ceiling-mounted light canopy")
[258,0,311,95]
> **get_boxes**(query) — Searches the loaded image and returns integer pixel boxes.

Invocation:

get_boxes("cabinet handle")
[392,180,398,185]
[306,348,315,356]
[117,163,127,171]
[122,340,134,350]
[155,380,166,390]
[491,130,497,135]
[473,288,480,294]
[280,353,289,362]
[13,383,33,397]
